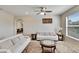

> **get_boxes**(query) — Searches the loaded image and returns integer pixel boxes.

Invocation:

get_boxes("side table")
[31,34,37,40]
[57,33,63,41]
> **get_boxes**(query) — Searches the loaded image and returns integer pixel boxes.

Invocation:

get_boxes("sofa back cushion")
[11,38,20,45]
[19,35,27,41]
[37,32,56,36]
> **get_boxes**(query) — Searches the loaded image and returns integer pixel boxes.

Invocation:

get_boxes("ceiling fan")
[34,7,52,15]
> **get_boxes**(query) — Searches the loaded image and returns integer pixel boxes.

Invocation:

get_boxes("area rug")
[27,40,42,53]
[26,40,55,53]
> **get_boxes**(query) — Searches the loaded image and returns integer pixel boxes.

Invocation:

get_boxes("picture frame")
[42,18,52,24]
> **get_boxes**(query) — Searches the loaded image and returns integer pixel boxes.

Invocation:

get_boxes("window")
[66,12,79,39]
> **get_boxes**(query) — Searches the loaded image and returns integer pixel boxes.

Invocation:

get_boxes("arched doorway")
[16,19,23,34]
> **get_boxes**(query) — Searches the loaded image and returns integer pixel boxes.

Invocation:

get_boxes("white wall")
[0,10,15,39]
[0,9,60,39]
[15,15,60,34]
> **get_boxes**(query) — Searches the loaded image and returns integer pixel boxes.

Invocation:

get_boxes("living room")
[0,5,79,53]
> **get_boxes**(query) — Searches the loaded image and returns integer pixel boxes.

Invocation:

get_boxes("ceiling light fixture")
[40,12,46,15]
[40,12,44,15]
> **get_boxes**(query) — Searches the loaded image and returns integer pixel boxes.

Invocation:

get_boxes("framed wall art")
[42,18,52,24]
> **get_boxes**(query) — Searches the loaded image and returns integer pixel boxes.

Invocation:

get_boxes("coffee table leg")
[53,46,56,53]
[41,45,43,53]
[51,48,52,53]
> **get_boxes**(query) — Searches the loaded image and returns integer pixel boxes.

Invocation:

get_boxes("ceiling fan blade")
[33,7,52,15]
[36,12,40,15]
[45,11,52,12]
[34,10,40,12]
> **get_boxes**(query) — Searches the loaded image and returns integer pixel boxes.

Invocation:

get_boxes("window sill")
[66,35,79,41]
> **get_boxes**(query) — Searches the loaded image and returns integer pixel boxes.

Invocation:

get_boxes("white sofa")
[0,34,31,53]
[37,32,58,41]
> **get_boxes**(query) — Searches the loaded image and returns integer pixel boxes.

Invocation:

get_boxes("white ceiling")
[0,5,74,16]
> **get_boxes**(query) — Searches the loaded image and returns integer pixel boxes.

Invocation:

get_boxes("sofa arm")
[0,49,11,53]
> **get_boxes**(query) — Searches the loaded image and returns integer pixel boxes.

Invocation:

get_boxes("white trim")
[66,17,68,35]
[66,35,79,41]
[68,25,79,27]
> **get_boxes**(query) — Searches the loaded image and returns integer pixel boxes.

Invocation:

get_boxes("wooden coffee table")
[40,39,56,53]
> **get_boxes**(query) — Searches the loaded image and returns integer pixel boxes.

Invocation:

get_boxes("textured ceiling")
[0,5,74,16]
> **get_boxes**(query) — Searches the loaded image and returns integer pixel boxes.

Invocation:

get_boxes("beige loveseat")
[37,32,58,41]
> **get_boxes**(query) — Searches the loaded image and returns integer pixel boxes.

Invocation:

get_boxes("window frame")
[66,15,79,41]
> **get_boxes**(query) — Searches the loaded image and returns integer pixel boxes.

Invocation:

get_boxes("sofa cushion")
[10,37,31,53]
[0,49,11,53]
[19,35,27,41]
[0,40,13,49]
[37,32,56,36]
[11,38,20,45]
